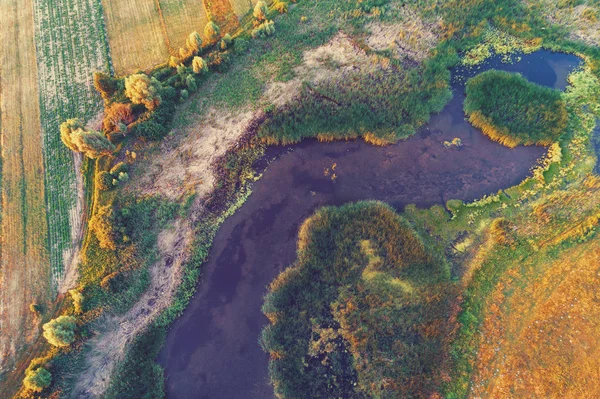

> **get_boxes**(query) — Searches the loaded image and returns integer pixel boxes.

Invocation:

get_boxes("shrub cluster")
[42,316,77,347]
[60,118,115,158]
[23,360,52,393]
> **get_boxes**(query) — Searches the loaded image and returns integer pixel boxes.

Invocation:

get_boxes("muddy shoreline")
[159,51,581,399]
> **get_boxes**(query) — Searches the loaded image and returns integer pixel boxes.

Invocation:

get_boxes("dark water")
[159,51,581,399]
[592,121,600,174]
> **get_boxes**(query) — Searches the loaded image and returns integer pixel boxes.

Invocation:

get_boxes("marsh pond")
[158,50,581,399]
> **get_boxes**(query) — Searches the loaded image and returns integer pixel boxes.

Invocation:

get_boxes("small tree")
[103,102,133,132]
[180,89,189,102]
[93,72,118,102]
[124,73,161,110]
[96,171,114,191]
[186,31,203,54]
[60,118,86,151]
[192,56,208,74]
[42,316,76,347]
[169,55,180,68]
[71,129,115,158]
[29,302,43,315]
[117,172,129,183]
[61,119,115,159]
[204,21,220,44]
[252,20,276,39]
[234,38,249,54]
[254,1,268,21]
[273,0,288,14]
[186,75,198,92]
[176,63,189,77]
[117,122,128,134]
[23,367,51,392]
[69,289,84,314]
[220,33,233,50]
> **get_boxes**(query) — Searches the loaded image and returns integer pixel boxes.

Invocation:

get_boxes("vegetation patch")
[525,0,600,47]
[464,70,568,147]
[261,201,452,399]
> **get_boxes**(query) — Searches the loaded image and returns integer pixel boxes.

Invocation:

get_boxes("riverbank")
[158,50,580,398]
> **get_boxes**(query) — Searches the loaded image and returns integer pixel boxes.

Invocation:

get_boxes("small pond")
[159,50,581,399]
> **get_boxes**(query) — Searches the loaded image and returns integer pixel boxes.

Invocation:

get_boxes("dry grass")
[264,32,380,108]
[71,218,194,397]
[523,176,600,247]
[0,0,51,373]
[471,239,600,398]
[102,0,170,75]
[132,106,257,201]
[133,32,377,201]
[104,0,258,75]
[524,0,600,47]
[365,8,443,62]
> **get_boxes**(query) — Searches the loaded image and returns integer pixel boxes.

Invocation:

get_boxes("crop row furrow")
[32,0,112,290]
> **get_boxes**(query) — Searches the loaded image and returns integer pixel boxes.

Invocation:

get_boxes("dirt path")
[58,153,86,294]
[70,218,195,397]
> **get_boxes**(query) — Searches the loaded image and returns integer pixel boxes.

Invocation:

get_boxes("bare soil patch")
[71,218,194,397]
[0,0,50,375]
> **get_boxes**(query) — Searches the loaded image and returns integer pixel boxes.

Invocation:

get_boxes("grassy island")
[464,70,568,147]
[261,201,452,399]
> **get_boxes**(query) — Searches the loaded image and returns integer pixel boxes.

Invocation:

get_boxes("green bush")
[204,21,220,44]
[185,75,197,92]
[96,171,114,191]
[42,316,77,347]
[23,366,52,392]
[110,162,128,176]
[131,120,169,141]
[234,38,249,54]
[180,89,189,102]
[118,172,130,183]
[252,20,275,39]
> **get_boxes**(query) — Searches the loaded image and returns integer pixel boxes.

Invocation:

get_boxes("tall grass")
[464,70,568,147]
[261,201,451,399]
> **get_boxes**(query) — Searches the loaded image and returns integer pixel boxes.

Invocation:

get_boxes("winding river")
[158,51,581,399]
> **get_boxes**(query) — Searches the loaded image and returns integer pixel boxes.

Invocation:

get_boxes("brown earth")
[471,239,600,398]
[0,0,51,375]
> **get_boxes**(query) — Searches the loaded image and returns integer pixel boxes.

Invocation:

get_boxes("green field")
[33,0,112,285]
